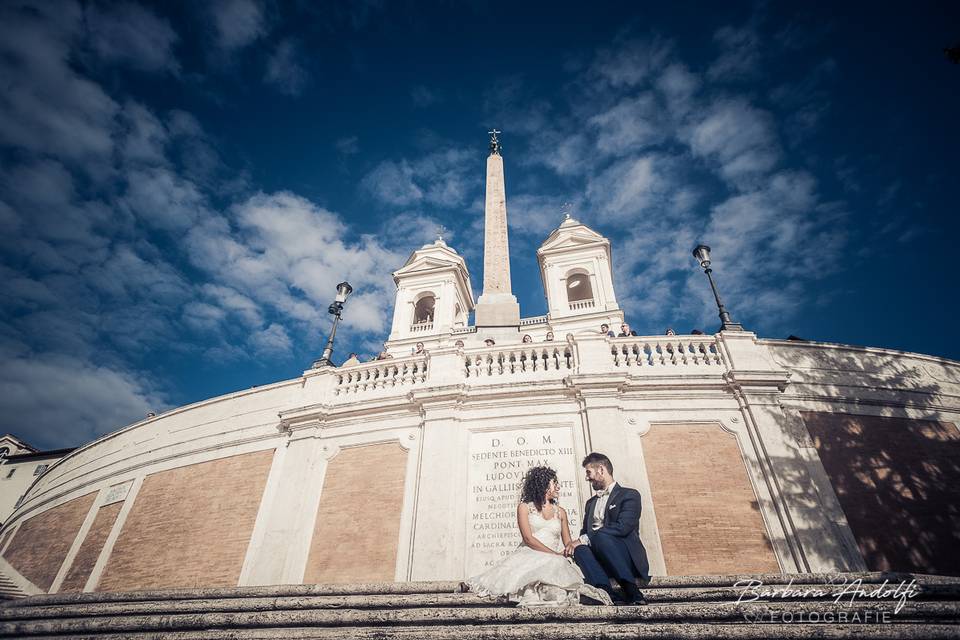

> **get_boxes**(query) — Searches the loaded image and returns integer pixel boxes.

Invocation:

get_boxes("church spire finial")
[488,129,502,155]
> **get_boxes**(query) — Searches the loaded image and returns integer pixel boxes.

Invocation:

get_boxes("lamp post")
[312,281,354,368]
[692,245,743,332]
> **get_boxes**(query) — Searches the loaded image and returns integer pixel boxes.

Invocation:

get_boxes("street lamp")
[312,281,354,368]
[692,245,743,332]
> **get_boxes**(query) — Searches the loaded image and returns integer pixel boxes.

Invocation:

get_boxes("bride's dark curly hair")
[520,465,558,512]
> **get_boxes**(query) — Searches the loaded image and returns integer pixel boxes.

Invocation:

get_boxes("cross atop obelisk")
[475,129,520,327]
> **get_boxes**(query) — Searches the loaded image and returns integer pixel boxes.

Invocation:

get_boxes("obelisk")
[475,130,520,327]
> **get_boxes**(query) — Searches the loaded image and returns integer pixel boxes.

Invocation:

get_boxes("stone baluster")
[645,343,657,367]
[665,340,677,365]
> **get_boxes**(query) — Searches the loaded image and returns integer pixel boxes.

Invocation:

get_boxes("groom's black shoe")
[621,581,648,606]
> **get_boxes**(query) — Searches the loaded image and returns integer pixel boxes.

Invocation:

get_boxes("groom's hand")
[563,540,581,557]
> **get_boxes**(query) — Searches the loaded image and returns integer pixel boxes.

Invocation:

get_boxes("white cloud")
[201,284,263,327]
[361,147,476,208]
[707,25,762,82]
[655,63,701,118]
[590,37,674,88]
[586,155,666,222]
[336,135,360,155]
[183,301,227,331]
[361,160,423,206]
[507,195,572,238]
[0,350,165,448]
[695,170,846,323]
[0,2,118,168]
[385,212,452,252]
[186,192,402,336]
[265,39,309,96]
[123,167,210,230]
[85,2,180,73]
[210,0,266,51]
[590,93,666,157]
[688,99,780,188]
[120,102,168,165]
[250,323,292,355]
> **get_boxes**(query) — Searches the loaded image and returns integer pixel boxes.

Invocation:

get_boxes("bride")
[465,466,612,606]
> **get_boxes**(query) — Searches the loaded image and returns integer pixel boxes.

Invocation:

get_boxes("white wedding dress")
[465,504,613,607]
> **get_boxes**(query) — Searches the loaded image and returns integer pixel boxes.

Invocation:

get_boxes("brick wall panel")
[642,424,779,575]
[58,502,122,592]
[97,449,274,591]
[304,442,407,583]
[1,492,96,591]
[802,412,960,575]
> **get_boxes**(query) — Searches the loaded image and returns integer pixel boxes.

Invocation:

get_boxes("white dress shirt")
[579,482,618,546]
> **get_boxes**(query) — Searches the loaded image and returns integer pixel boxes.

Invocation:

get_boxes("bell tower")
[386,237,474,349]
[537,213,623,331]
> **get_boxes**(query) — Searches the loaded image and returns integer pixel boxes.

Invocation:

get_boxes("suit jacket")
[580,483,650,580]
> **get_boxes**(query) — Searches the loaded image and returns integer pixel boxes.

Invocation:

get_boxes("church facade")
[1,136,958,596]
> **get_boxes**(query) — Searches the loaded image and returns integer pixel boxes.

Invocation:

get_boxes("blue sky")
[1,1,958,449]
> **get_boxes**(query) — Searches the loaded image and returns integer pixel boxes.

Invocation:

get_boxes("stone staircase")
[0,572,957,639]
[0,568,27,601]
[0,576,25,601]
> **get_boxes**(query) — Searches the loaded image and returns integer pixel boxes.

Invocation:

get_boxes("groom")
[564,452,650,605]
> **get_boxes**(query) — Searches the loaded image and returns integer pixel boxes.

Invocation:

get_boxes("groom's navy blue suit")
[573,483,650,598]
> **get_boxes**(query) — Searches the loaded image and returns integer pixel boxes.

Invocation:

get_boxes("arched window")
[566,272,594,303]
[414,295,435,324]
[454,303,465,327]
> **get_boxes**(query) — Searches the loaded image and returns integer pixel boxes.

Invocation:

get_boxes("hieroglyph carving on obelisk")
[475,129,521,326]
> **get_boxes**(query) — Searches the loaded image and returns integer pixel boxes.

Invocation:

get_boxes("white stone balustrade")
[464,345,574,380]
[321,335,728,402]
[410,321,434,333]
[334,357,428,395]
[519,315,547,326]
[568,299,595,311]
[610,335,724,368]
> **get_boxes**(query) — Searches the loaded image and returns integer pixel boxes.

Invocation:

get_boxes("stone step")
[3,583,958,621]
[9,622,960,640]
[1,600,957,637]
[3,572,953,607]
[0,567,27,600]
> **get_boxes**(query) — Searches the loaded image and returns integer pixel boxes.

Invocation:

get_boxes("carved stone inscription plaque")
[466,427,580,576]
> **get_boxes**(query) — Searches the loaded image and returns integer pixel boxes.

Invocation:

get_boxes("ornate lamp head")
[692,244,712,269]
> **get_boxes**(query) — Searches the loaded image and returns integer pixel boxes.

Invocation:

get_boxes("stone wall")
[59,502,122,592]
[304,442,408,583]
[802,411,960,575]
[642,424,779,575]
[96,449,274,591]
[2,492,96,591]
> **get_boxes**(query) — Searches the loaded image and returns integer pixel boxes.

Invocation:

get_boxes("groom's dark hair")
[582,452,613,474]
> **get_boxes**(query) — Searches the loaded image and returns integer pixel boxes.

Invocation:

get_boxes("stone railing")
[334,356,428,395]
[569,299,595,311]
[519,315,547,327]
[451,326,477,335]
[410,321,434,333]
[321,335,730,402]
[610,336,724,368]
[464,345,574,379]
